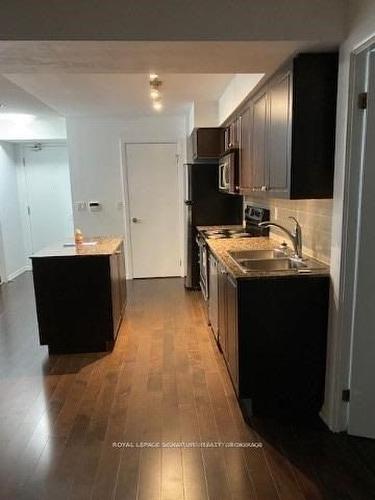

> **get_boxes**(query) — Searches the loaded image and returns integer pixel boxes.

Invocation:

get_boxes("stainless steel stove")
[197,206,270,303]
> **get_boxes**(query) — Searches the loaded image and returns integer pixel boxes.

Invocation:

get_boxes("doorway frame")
[17,141,72,256]
[328,37,375,432]
[0,221,7,284]
[120,140,186,280]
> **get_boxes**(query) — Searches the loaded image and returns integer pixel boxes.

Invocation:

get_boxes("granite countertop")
[31,237,123,258]
[197,226,329,280]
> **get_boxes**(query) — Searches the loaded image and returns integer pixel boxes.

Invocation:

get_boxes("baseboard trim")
[7,265,31,281]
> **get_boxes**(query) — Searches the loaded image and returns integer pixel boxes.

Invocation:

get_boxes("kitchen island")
[31,238,126,354]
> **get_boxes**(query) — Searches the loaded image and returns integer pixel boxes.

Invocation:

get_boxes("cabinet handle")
[115,251,121,255]
[261,185,268,192]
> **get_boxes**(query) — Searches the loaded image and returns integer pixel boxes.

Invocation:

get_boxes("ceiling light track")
[149,74,163,111]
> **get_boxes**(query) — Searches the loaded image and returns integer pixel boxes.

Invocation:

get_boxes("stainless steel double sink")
[228,249,325,273]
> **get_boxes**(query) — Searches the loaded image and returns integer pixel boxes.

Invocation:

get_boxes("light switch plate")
[75,201,87,212]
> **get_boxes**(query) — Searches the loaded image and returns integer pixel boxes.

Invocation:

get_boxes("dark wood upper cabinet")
[224,118,240,152]
[267,71,291,195]
[251,90,268,191]
[191,127,224,161]
[239,107,252,190]
[235,52,338,199]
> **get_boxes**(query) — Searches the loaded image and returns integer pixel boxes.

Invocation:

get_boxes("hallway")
[0,274,375,499]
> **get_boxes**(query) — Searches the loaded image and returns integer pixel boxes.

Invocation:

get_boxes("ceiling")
[0,41,317,73]
[0,40,334,120]
[0,74,59,117]
[3,74,236,118]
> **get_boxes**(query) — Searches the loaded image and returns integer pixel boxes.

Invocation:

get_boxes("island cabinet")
[237,52,338,199]
[31,239,127,354]
[214,254,330,419]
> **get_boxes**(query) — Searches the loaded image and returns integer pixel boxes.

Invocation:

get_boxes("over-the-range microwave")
[218,149,240,195]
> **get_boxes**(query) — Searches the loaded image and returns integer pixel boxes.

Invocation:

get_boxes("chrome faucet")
[258,217,303,260]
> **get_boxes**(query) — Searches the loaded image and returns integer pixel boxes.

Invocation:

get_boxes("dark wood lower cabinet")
[31,242,127,354]
[225,273,239,393]
[213,253,330,419]
[217,261,239,394]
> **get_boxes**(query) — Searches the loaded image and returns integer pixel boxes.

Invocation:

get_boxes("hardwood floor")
[0,272,375,499]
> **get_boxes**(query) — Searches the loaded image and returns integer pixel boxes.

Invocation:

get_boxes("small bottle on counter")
[274,241,290,257]
[74,228,84,245]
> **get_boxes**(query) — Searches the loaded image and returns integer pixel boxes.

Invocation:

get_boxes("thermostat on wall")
[89,201,102,212]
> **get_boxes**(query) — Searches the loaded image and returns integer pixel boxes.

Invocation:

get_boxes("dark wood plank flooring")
[0,272,375,499]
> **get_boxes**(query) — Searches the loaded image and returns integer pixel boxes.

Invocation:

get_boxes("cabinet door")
[251,91,267,190]
[208,254,219,338]
[239,106,252,190]
[226,274,239,393]
[218,264,227,356]
[192,128,223,160]
[117,242,127,313]
[110,253,121,338]
[267,72,291,194]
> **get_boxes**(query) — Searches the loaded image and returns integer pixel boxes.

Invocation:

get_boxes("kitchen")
[185,53,336,421]
[0,2,375,495]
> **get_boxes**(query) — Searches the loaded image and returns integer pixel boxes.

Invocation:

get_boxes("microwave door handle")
[223,163,229,187]
[219,163,225,189]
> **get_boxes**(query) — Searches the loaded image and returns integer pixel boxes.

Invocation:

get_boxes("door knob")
[132,217,140,223]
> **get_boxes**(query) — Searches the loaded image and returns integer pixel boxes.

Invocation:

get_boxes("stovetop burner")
[203,228,254,239]
[201,206,271,241]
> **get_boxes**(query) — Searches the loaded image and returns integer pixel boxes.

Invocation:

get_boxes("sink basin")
[239,258,308,272]
[228,249,327,273]
[228,249,277,261]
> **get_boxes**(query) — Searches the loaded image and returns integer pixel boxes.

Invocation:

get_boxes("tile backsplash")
[244,197,333,264]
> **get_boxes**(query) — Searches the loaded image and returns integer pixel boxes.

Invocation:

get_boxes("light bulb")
[153,101,163,111]
[150,88,161,99]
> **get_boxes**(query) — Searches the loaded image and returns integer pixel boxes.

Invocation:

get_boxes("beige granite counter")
[197,226,329,280]
[31,237,123,258]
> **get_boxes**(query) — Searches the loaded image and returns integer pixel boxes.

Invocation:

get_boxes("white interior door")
[125,143,180,278]
[23,144,74,253]
[348,50,375,438]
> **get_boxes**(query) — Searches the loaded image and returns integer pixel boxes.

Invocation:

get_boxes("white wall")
[193,101,219,128]
[218,74,264,124]
[66,115,187,277]
[0,115,66,141]
[0,142,28,281]
[322,0,375,431]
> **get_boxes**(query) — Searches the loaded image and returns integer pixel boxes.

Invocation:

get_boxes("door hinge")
[342,389,350,402]
[358,92,367,110]
[22,157,26,167]
[27,206,31,215]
